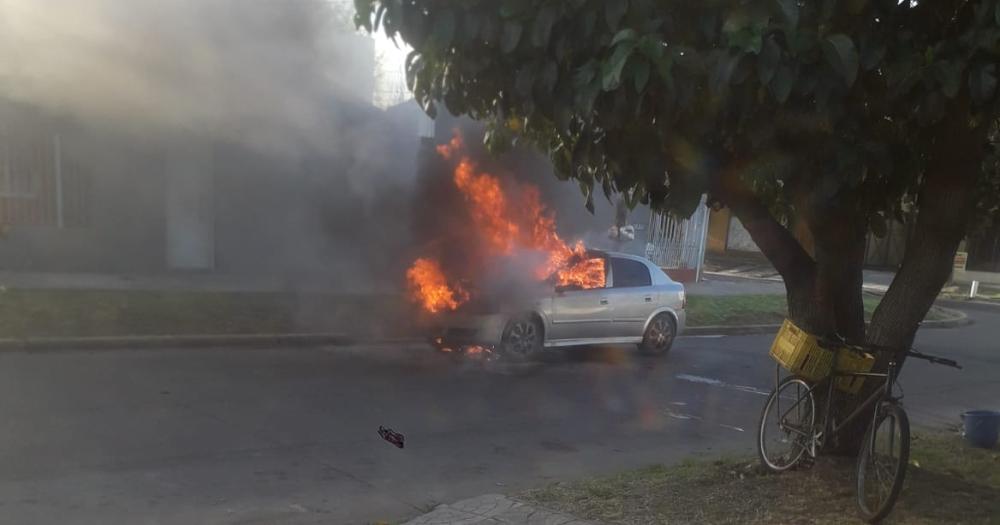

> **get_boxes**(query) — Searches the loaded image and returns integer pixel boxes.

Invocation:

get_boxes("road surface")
[0,308,995,524]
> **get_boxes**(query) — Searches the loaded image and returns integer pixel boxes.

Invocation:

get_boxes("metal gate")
[645,195,709,276]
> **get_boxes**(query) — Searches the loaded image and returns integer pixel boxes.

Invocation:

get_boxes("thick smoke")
[0,0,418,297]
[0,0,366,154]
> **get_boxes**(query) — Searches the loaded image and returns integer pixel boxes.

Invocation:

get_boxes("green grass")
[521,432,1000,524]
[0,289,408,338]
[940,283,1000,303]
[686,294,955,327]
[0,289,959,338]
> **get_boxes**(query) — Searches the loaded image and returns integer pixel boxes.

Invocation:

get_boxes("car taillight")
[680,290,686,309]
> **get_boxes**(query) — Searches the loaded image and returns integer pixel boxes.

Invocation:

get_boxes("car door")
[547,255,612,342]
[607,257,655,338]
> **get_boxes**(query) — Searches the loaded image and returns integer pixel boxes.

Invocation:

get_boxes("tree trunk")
[833,106,985,452]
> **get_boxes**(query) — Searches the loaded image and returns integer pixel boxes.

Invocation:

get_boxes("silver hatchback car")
[429,251,686,359]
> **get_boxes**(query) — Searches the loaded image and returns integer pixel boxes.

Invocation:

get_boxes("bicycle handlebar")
[906,350,962,369]
[816,336,961,369]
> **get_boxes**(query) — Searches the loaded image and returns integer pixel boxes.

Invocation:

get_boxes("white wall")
[725,216,761,252]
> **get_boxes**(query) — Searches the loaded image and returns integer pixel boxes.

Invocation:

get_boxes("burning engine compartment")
[406,132,605,316]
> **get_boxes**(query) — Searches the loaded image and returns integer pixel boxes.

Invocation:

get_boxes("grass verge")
[686,294,955,327]
[940,283,1000,303]
[0,289,959,338]
[0,289,409,338]
[521,432,1000,524]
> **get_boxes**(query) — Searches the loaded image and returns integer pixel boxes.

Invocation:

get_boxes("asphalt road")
[0,308,995,525]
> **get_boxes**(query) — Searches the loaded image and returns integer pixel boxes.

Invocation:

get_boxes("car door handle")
[644,296,652,302]
[599,298,609,305]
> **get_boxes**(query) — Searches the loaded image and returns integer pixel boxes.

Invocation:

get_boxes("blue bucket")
[961,410,1000,449]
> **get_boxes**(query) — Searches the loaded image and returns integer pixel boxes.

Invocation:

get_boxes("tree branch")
[711,161,816,287]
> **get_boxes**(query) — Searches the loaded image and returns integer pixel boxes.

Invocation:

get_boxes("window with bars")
[0,134,89,228]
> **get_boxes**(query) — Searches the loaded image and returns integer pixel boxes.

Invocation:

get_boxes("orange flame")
[408,132,605,313]
[406,257,469,313]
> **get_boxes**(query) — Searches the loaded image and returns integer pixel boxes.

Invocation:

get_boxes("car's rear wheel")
[638,313,676,356]
[500,316,543,361]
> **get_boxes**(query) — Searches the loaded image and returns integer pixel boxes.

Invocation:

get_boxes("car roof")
[589,250,651,263]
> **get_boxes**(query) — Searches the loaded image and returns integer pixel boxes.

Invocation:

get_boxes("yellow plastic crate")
[834,347,876,395]
[769,319,833,382]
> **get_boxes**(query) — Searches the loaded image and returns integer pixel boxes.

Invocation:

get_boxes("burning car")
[406,132,685,358]
[423,250,685,359]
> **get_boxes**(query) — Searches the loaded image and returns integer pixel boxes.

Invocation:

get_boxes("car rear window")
[611,257,651,288]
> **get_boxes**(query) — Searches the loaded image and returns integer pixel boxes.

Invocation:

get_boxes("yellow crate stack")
[769,319,875,394]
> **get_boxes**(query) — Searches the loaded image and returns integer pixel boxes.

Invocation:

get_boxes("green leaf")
[846,0,867,15]
[431,9,455,48]
[728,26,764,54]
[758,36,781,84]
[502,20,523,53]
[932,60,965,98]
[373,3,387,31]
[574,61,597,89]
[870,213,887,238]
[821,0,836,21]
[500,0,528,18]
[886,54,922,96]
[611,28,638,47]
[532,5,557,47]
[822,34,859,87]
[462,11,482,42]
[710,51,738,93]
[773,0,798,28]
[602,43,636,91]
[515,66,535,98]
[539,60,558,94]
[353,0,374,31]
[633,59,650,92]
[580,8,597,38]
[970,63,998,104]
[480,16,499,44]
[637,35,663,60]
[859,36,886,71]
[769,63,795,103]
[653,54,673,89]
[605,1,628,31]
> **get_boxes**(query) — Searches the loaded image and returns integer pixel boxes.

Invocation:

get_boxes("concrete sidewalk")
[402,495,597,525]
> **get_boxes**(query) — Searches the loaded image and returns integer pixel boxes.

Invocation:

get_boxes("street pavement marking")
[664,409,747,433]
[674,373,771,397]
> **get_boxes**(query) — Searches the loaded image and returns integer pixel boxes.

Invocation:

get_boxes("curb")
[685,324,784,336]
[935,298,1000,313]
[0,333,355,351]
[0,307,970,351]
[684,308,971,336]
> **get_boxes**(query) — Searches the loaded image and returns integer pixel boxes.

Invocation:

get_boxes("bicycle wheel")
[856,402,910,523]
[758,376,815,472]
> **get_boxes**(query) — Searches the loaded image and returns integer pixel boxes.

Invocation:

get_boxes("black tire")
[758,376,815,472]
[856,402,910,523]
[638,314,676,356]
[499,315,544,361]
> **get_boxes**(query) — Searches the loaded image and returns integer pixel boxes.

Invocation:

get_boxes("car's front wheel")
[638,313,676,356]
[500,316,544,361]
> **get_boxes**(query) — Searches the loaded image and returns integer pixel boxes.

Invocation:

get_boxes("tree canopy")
[357,0,998,221]
[356,0,1000,355]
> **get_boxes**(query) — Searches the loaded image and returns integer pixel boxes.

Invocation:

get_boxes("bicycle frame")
[774,357,899,456]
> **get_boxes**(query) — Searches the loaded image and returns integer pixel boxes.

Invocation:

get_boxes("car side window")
[611,258,652,288]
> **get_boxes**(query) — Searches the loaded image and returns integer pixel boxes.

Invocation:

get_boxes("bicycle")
[756,336,961,523]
